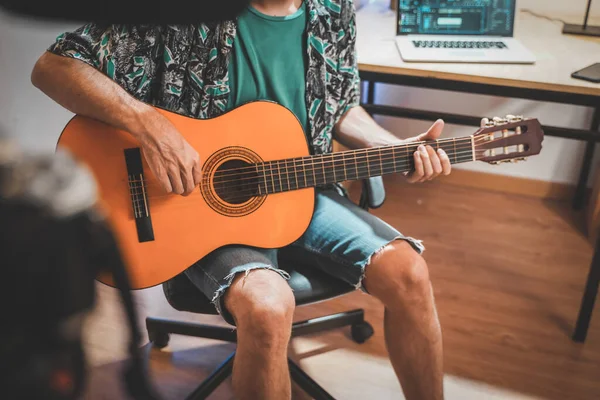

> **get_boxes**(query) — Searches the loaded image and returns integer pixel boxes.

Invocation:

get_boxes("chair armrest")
[359,176,386,210]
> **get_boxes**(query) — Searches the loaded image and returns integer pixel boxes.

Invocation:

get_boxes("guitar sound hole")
[213,159,260,204]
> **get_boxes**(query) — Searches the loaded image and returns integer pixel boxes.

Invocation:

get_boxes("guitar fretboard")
[253,137,474,194]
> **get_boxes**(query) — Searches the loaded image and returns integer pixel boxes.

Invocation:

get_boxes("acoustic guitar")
[56,101,544,289]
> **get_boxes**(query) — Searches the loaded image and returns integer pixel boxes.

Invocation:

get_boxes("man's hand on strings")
[403,119,451,183]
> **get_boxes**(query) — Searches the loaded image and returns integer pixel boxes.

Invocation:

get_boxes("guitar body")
[57,99,544,289]
[57,101,314,289]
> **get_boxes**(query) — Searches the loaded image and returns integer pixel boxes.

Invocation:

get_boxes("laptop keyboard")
[412,40,507,49]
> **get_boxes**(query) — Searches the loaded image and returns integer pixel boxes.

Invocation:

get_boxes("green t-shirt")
[227,3,309,135]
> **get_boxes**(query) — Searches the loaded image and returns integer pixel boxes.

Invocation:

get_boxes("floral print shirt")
[47,0,361,155]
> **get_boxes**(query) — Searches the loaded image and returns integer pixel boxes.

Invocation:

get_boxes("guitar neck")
[258,136,475,194]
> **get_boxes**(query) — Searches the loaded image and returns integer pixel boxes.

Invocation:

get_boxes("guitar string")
[126,139,488,190]
[129,184,144,214]
[129,174,145,216]
[131,147,482,195]
[126,137,480,184]
[127,141,480,187]
[211,140,485,187]
[130,149,485,201]
[204,134,495,179]
[205,137,478,179]
[127,150,481,206]
[123,133,517,212]
[129,152,480,207]
[118,123,516,214]
[210,144,481,189]
[131,141,482,189]
[128,154,480,212]
[128,174,142,218]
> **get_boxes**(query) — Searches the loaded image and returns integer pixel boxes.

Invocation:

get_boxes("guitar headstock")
[474,115,544,165]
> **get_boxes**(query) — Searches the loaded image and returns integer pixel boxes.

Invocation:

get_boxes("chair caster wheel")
[149,331,170,349]
[351,322,374,344]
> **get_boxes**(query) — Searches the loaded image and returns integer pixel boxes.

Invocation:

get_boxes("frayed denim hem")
[356,235,425,293]
[210,263,291,318]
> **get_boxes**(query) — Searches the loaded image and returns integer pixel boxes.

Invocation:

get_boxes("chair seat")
[162,246,357,314]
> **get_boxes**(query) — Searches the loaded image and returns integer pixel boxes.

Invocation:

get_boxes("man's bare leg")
[224,269,295,400]
[363,241,444,400]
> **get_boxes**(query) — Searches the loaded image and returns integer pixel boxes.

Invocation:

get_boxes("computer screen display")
[397,0,516,36]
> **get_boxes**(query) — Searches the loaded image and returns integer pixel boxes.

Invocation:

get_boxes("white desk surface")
[356,7,600,97]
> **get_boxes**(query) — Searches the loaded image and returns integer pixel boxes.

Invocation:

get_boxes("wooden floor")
[80,177,600,400]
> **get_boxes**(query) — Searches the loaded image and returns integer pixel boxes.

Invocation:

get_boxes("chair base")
[146,309,374,400]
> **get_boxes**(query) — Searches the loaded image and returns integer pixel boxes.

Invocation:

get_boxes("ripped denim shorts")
[183,186,424,325]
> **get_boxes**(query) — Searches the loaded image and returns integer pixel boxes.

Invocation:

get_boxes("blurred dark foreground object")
[0,0,250,23]
[0,138,162,400]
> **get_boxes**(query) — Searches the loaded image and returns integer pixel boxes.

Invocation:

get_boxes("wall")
[0,0,599,185]
[0,11,81,152]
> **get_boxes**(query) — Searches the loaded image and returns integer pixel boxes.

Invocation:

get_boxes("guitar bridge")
[125,148,155,242]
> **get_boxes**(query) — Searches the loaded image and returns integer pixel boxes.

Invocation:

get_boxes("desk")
[355,7,600,343]
[355,7,600,210]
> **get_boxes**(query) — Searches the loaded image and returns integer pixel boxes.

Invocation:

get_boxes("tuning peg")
[507,115,523,122]
[489,157,528,165]
[508,157,528,163]
[506,114,524,123]
[492,116,506,126]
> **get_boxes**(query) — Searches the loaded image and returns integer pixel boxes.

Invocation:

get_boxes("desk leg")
[366,80,375,105]
[573,233,600,342]
[574,107,600,210]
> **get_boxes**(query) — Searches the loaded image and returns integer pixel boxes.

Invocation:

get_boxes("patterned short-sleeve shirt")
[47,0,361,155]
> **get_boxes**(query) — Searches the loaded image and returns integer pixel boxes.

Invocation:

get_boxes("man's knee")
[224,268,295,343]
[364,240,431,305]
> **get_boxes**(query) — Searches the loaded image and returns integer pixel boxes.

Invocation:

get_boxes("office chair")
[146,177,387,400]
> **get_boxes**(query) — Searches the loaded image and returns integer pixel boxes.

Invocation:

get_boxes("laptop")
[395,0,536,64]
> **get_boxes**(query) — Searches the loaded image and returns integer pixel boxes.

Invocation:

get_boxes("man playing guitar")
[32,1,452,399]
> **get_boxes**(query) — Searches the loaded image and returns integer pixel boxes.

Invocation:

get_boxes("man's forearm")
[31,52,155,140]
[333,106,402,149]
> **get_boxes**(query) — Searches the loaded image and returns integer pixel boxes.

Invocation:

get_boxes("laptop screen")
[397,0,516,37]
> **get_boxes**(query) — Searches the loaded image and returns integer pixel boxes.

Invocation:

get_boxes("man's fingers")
[158,173,173,194]
[417,119,445,141]
[181,151,202,196]
[181,168,195,196]
[168,167,184,195]
[406,151,424,183]
[193,164,202,187]
[481,117,489,128]
[192,153,202,186]
[150,158,173,194]
[438,149,451,175]
[418,145,433,182]
[426,146,442,180]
